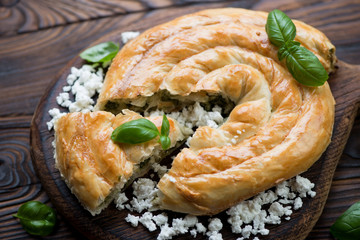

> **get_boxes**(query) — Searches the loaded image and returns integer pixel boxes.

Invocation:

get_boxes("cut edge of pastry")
[53,111,189,216]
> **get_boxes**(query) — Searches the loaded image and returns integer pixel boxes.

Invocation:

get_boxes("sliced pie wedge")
[54,110,187,215]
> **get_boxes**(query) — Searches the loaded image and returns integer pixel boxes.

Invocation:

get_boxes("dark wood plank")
[0,0,238,36]
[0,127,82,240]
[307,116,360,239]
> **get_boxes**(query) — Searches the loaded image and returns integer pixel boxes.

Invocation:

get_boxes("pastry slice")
[54,110,187,215]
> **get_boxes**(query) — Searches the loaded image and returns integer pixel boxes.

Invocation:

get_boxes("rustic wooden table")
[0,0,359,239]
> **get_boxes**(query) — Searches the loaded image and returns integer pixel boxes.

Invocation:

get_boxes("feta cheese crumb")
[139,212,157,231]
[47,65,104,130]
[130,178,159,212]
[184,215,198,228]
[47,108,66,130]
[227,175,315,239]
[172,218,189,234]
[114,193,128,210]
[208,218,223,232]
[146,102,225,130]
[121,31,140,44]
[158,224,176,240]
[152,162,168,178]
[153,213,168,227]
[190,229,197,238]
[196,222,207,234]
[206,231,223,240]
[291,175,316,198]
[125,214,140,227]
[294,197,303,210]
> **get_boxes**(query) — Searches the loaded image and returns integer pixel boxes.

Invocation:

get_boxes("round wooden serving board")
[30,17,360,240]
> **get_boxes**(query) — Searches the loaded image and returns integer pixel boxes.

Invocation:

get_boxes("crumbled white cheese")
[291,175,316,198]
[129,178,159,213]
[47,108,66,130]
[153,213,168,227]
[139,212,157,232]
[206,218,223,240]
[293,197,303,210]
[208,218,223,232]
[206,231,223,240]
[47,65,104,130]
[125,214,140,227]
[184,215,198,228]
[190,229,198,238]
[226,176,316,239]
[196,222,207,234]
[146,102,225,130]
[121,31,140,44]
[158,224,176,240]
[152,162,168,178]
[171,218,188,234]
[114,192,128,210]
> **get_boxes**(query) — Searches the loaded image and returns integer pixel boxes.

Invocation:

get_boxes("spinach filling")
[104,90,234,118]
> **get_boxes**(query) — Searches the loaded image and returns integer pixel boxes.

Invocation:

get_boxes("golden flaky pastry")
[94,8,336,215]
[54,111,185,215]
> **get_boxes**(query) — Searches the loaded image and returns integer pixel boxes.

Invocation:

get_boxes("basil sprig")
[79,41,119,63]
[111,115,171,150]
[330,201,360,240]
[13,201,56,236]
[266,9,328,86]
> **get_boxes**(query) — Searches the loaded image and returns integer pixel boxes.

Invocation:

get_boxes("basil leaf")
[285,44,329,86]
[161,114,170,137]
[80,41,119,63]
[266,9,296,47]
[160,135,171,150]
[278,41,299,61]
[159,115,171,150]
[112,118,159,144]
[13,201,56,236]
[266,9,329,86]
[330,201,360,240]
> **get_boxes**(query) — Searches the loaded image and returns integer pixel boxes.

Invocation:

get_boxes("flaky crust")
[94,8,336,215]
[95,8,336,109]
[54,111,184,215]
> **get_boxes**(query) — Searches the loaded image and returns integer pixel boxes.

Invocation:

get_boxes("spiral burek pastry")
[95,8,336,215]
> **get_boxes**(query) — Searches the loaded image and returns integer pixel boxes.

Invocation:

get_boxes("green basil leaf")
[278,41,299,61]
[285,44,329,86]
[278,45,289,61]
[266,9,296,47]
[80,41,119,63]
[112,118,159,144]
[330,201,360,240]
[159,115,171,150]
[160,114,170,137]
[160,135,171,150]
[13,201,56,236]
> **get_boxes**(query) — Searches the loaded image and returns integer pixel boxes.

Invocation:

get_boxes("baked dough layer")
[95,8,336,215]
[54,111,185,215]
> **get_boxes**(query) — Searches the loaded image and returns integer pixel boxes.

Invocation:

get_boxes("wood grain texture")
[0,126,82,240]
[0,0,360,239]
[0,0,237,36]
